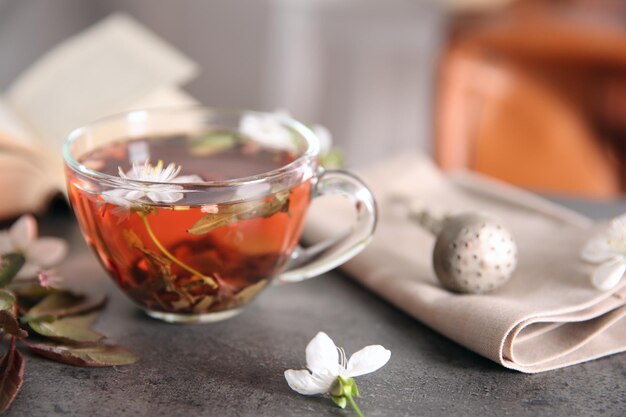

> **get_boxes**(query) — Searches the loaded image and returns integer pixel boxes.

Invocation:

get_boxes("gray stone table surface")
[5,198,626,417]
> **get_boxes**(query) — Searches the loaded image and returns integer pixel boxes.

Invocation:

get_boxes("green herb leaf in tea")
[188,192,290,235]
[26,342,139,367]
[0,338,25,413]
[29,313,105,344]
[190,132,238,156]
[0,254,25,288]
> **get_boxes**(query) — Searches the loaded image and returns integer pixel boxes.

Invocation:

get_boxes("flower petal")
[345,345,391,377]
[147,191,183,203]
[581,237,617,263]
[171,175,203,184]
[592,259,626,291]
[240,111,295,151]
[608,214,626,239]
[312,124,332,155]
[102,189,133,207]
[125,190,146,202]
[0,232,12,254]
[15,262,39,280]
[9,214,37,250]
[38,270,64,289]
[234,183,271,201]
[26,238,68,268]
[306,332,339,375]
[284,369,334,395]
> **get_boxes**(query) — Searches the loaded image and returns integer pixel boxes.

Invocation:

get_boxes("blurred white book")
[0,13,198,220]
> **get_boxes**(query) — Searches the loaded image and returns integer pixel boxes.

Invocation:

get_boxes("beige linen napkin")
[305,154,626,373]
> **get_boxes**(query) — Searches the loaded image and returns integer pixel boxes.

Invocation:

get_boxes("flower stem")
[346,395,364,417]
[139,212,218,289]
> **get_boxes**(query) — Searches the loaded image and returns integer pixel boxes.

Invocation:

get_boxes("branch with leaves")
[0,215,138,413]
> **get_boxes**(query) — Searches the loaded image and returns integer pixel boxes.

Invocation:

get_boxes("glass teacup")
[63,108,376,323]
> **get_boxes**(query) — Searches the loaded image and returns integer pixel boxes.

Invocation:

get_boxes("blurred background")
[0,0,625,212]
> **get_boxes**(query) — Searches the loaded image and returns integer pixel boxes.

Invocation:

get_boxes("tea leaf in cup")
[0,338,25,413]
[25,342,138,367]
[215,279,268,310]
[190,131,238,156]
[122,229,144,250]
[0,254,25,288]
[188,192,290,235]
[22,292,107,323]
[231,279,267,305]
[28,313,105,343]
[191,295,215,313]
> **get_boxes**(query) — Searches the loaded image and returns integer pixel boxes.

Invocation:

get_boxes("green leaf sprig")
[0,216,138,413]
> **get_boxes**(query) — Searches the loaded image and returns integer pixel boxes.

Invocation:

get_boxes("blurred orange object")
[436,0,626,198]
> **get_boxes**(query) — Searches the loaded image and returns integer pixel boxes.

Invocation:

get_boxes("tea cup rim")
[63,106,320,189]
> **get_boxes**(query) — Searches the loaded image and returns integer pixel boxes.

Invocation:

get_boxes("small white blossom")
[240,109,334,156]
[200,204,219,214]
[0,215,67,279]
[38,269,64,289]
[581,213,626,290]
[102,160,202,207]
[284,331,390,396]
[312,124,332,155]
[240,109,296,151]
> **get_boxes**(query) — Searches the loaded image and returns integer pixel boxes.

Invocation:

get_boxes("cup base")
[143,307,243,324]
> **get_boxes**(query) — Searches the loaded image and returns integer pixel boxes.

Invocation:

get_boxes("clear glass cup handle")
[278,170,377,283]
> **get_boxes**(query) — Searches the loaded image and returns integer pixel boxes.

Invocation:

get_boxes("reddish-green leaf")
[22,292,106,323]
[0,290,16,311]
[28,313,104,343]
[26,342,138,367]
[0,311,27,339]
[9,282,55,301]
[0,254,25,288]
[0,338,25,412]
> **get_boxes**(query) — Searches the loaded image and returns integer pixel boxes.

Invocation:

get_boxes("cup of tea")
[63,108,376,323]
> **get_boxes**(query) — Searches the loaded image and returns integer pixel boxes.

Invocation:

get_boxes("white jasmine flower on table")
[0,215,67,279]
[285,331,390,416]
[102,160,203,207]
[581,213,626,290]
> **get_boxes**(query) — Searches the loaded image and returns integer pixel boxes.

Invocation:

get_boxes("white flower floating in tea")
[95,158,294,308]
[285,331,390,417]
[239,109,340,167]
[240,109,296,151]
[0,214,67,280]
[103,160,203,206]
[0,215,138,413]
[581,213,626,290]
[311,123,332,155]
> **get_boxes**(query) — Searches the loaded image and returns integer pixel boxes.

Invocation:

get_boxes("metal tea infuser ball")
[409,206,518,294]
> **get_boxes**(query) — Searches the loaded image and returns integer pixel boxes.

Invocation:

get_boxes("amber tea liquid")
[67,134,312,316]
